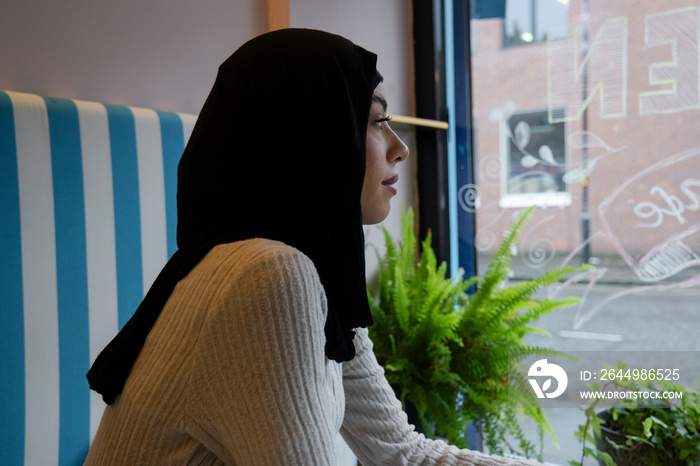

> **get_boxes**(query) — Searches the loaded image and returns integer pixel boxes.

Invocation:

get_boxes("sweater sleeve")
[340,328,543,466]
[186,244,343,465]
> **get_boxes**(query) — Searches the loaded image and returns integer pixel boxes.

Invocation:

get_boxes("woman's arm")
[187,242,343,465]
[340,328,542,466]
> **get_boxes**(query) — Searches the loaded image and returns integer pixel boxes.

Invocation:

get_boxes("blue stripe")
[45,97,91,465]
[156,111,185,258]
[0,91,26,466]
[105,105,143,329]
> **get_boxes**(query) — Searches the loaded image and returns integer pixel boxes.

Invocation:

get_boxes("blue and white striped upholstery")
[0,90,197,465]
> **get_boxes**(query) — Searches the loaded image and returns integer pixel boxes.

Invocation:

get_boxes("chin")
[361,206,391,225]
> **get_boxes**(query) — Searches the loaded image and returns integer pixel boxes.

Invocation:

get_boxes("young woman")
[85,28,539,465]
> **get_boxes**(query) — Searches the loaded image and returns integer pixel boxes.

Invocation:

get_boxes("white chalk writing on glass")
[548,7,700,119]
[633,179,700,228]
[562,131,626,184]
[547,17,628,121]
[457,184,480,213]
[490,102,626,192]
[600,147,700,282]
[472,6,700,331]
[522,214,557,269]
[477,154,501,187]
[639,8,700,115]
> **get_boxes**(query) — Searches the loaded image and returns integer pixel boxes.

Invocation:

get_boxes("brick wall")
[470,0,700,265]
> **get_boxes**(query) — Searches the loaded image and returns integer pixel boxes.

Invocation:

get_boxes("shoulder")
[193,238,319,285]
[206,238,325,305]
[183,238,329,346]
[213,238,316,273]
[175,238,325,315]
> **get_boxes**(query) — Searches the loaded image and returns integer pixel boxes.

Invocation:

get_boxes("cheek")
[364,136,382,179]
[361,135,391,224]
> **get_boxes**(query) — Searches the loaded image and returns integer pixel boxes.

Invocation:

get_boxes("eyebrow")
[372,95,388,112]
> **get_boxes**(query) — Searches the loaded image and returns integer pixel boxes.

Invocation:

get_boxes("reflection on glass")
[504,0,568,46]
[469,0,700,463]
[505,109,567,196]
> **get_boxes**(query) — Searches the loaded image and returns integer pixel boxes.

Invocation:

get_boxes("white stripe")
[9,91,60,466]
[75,99,119,442]
[559,330,625,342]
[178,112,197,144]
[131,107,168,294]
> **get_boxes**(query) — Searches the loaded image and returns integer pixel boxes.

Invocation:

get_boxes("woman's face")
[361,83,410,225]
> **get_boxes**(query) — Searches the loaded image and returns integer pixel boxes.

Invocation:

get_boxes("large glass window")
[464,0,700,463]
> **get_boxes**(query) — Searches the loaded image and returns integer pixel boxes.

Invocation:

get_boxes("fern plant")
[367,206,593,460]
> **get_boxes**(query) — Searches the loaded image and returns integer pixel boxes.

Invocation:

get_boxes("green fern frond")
[465,207,535,323]
[398,208,418,277]
[392,262,411,334]
[366,205,590,459]
[510,297,583,330]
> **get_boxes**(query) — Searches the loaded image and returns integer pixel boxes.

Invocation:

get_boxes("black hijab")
[87,28,380,404]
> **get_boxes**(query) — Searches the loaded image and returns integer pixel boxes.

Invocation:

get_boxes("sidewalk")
[476,252,699,286]
[475,252,700,465]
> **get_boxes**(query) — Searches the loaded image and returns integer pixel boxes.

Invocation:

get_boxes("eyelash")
[376,116,392,125]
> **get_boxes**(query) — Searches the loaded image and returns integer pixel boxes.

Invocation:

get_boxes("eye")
[375,116,392,127]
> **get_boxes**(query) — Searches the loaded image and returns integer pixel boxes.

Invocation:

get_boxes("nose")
[388,126,409,163]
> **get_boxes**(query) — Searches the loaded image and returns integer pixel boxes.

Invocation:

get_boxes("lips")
[383,174,399,185]
[382,174,399,195]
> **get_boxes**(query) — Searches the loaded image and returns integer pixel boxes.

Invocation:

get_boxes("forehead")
[372,82,387,100]
[372,83,388,110]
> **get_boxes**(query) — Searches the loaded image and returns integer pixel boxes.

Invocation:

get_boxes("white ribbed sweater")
[85,239,540,465]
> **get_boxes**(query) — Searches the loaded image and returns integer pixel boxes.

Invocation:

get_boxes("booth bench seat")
[0,90,197,466]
